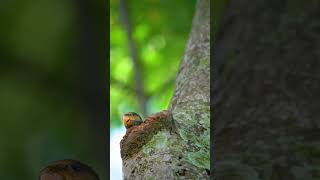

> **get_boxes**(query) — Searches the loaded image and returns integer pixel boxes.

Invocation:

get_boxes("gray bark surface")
[214,0,320,179]
[120,0,210,179]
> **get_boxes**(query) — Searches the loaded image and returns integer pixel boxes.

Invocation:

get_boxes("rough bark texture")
[214,0,320,179]
[120,0,210,179]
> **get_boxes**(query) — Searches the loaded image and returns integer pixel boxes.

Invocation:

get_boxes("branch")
[110,77,150,98]
[119,0,147,115]
[120,110,169,160]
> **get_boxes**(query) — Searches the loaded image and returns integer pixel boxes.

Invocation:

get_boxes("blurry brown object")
[39,159,100,180]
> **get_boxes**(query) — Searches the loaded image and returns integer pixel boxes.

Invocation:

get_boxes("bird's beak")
[122,115,129,122]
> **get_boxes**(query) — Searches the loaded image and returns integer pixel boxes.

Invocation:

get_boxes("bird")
[122,112,143,129]
[39,159,100,180]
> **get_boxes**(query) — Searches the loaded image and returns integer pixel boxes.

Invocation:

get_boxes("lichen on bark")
[169,0,210,172]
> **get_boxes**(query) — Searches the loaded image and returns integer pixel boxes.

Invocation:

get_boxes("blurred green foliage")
[0,0,106,179]
[110,0,195,128]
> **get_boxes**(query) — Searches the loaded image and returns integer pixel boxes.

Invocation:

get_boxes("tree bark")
[120,0,210,179]
[214,0,320,179]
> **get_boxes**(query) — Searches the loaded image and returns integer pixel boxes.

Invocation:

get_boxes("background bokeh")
[110,0,195,127]
[0,0,107,179]
[110,0,195,179]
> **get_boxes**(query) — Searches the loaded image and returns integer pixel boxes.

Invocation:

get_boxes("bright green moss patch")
[187,150,210,169]
[199,57,210,70]
[142,131,169,155]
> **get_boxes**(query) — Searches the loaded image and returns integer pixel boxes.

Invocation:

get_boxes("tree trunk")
[120,0,210,179]
[214,0,320,179]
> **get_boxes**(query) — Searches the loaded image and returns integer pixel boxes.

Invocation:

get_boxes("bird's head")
[122,112,143,128]
[122,112,142,123]
[39,159,99,180]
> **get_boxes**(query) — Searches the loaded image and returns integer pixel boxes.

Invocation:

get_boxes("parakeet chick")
[39,159,100,180]
[122,112,143,129]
